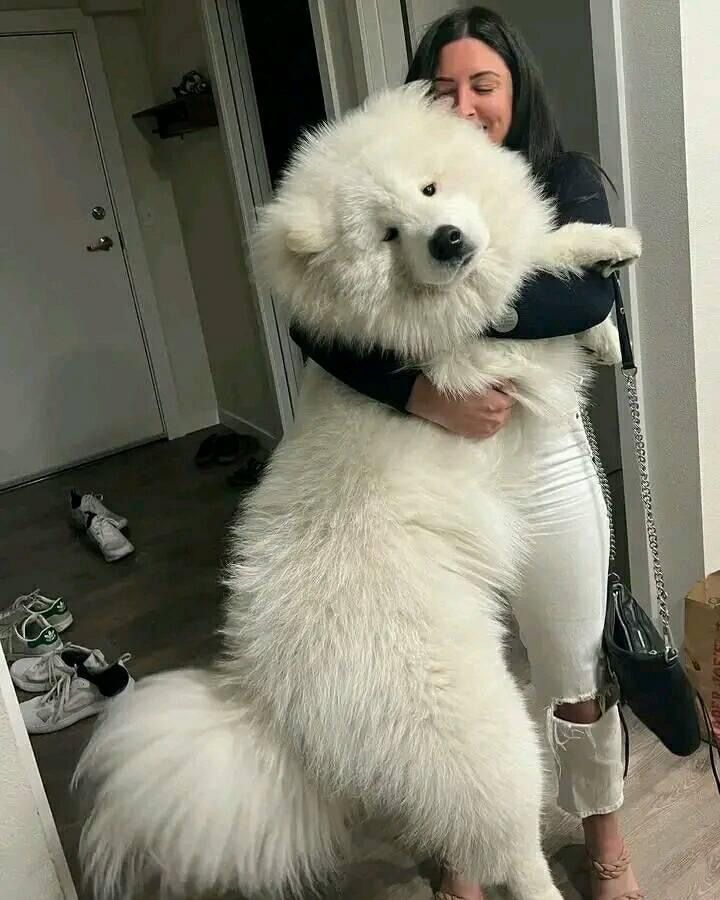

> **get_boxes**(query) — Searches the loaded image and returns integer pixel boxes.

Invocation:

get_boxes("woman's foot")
[436,872,486,900]
[584,814,643,899]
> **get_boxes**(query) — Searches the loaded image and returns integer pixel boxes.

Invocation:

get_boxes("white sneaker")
[11,644,105,693]
[70,489,128,531]
[21,651,133,734]
[86,513,134,562]
[1,612,63,662]
[0,589,73,633]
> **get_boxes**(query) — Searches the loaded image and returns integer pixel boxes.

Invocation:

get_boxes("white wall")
[349,0,409,94]
[0,651,75,899]
[140,0,281,439]
[619,0,704,634]
[679,0,720,574]
[93,12,220,435]
[313,0,361,117]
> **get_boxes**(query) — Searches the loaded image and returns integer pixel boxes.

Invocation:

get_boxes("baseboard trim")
[218,408,278,448]
[178,408,219,438]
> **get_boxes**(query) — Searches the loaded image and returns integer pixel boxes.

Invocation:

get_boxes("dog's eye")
[422,183,437,197]
[382,227,399,242]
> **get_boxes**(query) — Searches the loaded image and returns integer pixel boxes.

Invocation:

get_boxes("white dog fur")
[74,85,640,899]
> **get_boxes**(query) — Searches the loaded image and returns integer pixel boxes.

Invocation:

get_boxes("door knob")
[87,236,114,252]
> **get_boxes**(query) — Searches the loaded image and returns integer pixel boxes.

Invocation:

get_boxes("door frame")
[198,0,408,436]
[343,0,410,96]
[200,0,303,435]
[0,8,184,439]
[590,0,653,614]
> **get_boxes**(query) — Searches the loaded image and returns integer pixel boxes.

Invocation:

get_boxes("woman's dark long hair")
[405,6,564,185]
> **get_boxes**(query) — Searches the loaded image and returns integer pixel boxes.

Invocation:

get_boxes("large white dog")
[75,85,640,899]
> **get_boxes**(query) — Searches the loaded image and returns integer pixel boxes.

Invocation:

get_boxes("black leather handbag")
[583,275,718,790]
[603,573,700,758]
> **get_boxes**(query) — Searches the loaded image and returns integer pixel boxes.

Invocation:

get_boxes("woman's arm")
[485,153,614,339]
[289,326,416,412]
[290,325,515,438]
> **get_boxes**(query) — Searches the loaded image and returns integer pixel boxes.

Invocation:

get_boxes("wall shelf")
[132,91,218,140]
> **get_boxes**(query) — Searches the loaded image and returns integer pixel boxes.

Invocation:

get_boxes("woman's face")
[432,37,513,145]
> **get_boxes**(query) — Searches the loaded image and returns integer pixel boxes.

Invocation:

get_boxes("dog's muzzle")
[428,225,475,265]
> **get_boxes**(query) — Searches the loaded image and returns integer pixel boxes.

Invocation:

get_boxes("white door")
[0,32,164,489]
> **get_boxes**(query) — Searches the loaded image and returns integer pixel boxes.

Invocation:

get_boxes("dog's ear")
[252,194,332,292]
[282,196,333,256]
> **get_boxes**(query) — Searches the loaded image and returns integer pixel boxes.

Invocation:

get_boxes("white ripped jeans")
[511,412,624,819]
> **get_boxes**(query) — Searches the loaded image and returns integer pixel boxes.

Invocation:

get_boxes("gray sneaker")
[11,644,104,693]
[1,612,63,662]
[86,513,134,562]
[70,489,128,531]
[20,650,133,734]
[0,590,73,634]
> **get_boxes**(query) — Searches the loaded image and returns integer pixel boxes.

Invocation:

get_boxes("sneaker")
[70,489,128,531]
[11,644,105,693]
[1,612,63,662]
[86,513,134,562]
[0,589,73,633]
[20,651,133,734]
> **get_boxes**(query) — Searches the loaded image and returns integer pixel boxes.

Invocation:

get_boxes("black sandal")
[227,454,267,489]
[195,432,260,467]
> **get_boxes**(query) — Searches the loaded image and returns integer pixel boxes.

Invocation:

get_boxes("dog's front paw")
[596,227,642,278]
[578,321,621,366]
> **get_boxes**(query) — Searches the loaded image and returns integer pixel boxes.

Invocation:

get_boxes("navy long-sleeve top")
[290,152,614,412]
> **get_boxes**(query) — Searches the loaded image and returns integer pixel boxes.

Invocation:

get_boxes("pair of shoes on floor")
[70,490,133,562]
[0,590,72,661]
[195,431,260,468]
[0,589,73,635]
[2,591,133,733]
[12,645,133,734]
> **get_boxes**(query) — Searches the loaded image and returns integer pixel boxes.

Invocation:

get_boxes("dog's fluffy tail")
[73,668,348,899]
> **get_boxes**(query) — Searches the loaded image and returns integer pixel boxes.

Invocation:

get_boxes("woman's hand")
[407,374,515,440]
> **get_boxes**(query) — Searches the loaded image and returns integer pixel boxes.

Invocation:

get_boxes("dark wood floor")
[3,431,719,899]
[1,428,242,898]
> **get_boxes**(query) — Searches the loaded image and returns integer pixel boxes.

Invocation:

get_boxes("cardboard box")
[684,571,720,747]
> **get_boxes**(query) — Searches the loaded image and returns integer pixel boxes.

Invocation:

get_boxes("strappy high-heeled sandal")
[588,843,644,899]
[434,861,486,900]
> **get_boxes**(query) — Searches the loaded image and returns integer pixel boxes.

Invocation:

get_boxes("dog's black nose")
[428,225,468,263]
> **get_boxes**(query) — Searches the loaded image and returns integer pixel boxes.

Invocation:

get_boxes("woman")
[291,7,642,900]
